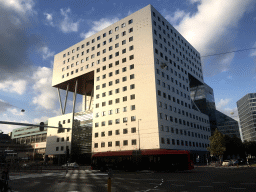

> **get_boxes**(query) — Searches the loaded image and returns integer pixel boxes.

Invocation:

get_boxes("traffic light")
[58,122,64,133]
[39,122,44,131]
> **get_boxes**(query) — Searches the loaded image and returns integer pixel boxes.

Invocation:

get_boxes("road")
[8,166,256,192]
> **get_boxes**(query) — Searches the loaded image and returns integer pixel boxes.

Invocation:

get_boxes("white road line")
[198,186,213,187]
[230,188,246,190]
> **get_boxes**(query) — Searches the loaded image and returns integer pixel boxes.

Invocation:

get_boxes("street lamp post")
[138,119,142,150]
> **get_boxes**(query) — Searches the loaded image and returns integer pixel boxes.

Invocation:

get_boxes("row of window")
[56,137,69,142]
[62,44,134,72]
[154,39,202,77]
[153,26,201,68]
[155,47,203,80]
[159,113,210,130]
[157,80,189,101]
[95,116,136,127]
[56,146,69,151]
[95,93,135,108]
[152,11,199,59]
[160,137,209,148]
[95,127,136,138]
[160,126,209,138]
[94,139,137,148]
[63,35,134,65]
[159,102,208,124]
[156,69,190,94]
[62,19,133,58]
[95,105,135,118]
[62,56,134,79]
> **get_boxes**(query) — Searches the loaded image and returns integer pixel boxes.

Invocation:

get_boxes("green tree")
[224,135,244,159]
[207,129,226,163]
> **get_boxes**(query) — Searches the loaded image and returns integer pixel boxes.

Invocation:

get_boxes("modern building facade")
[237,93,256,141]
[47,4,211,164]
[11,122,48,160]
[215,110,240,138]
[190,83,218,135]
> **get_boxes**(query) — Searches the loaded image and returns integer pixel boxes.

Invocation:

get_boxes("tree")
[243,140,256,158]
[207,129,226,163]
[224,135,245,159]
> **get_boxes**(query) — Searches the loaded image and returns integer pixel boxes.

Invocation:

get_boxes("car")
[222,160,232,166]
[62,162,79,168]
[22,163,30,167]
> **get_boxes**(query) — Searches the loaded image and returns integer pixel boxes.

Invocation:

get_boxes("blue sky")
[0,0,256,134]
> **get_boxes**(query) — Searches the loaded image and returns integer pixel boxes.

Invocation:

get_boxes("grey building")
[190,83,240,138]
[190,83,218,135]
[237,93,256,141]
[215,110,240,138]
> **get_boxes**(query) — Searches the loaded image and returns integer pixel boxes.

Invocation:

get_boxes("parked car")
[62,162,79,168]
[222,160,232,166]
[22,163,30,167]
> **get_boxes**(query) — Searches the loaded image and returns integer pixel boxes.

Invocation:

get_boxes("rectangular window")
[129,45,134,51]
[131,127,136,133]
[108,142,112,147]
[123,140,128,146]
[129,37,133,42]
[115,141,120,146]
[131,116,136,121]
[128,19,133,24]
[108,131,112,136]
[129,28,133,33]
[132,139,136,145]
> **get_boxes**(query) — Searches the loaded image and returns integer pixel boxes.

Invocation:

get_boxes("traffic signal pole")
[0,121,71,130]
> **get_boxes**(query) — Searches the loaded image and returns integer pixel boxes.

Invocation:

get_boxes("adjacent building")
[215,110,240,138]
[237,93,256,141]
[11,122,48,160]
[46,4,212,164]
[190,83,218,135]
[190,83,240,138]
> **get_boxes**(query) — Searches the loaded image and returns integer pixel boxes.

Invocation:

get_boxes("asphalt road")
[8,166,256,192]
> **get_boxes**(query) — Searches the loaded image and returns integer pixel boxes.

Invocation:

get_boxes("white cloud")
[7,108,25,116]
[40,46,55,60]
[0,79,27,95]
[60,8,80,33]
[216,98,231,109]
[44,12,54,26]
[80,17,119,39]
[164,0,255,76]
[0,0,36,16]
[33,116,49,124]
[216,99,239,120]
[32,67,58,109]
[164,9,188,25]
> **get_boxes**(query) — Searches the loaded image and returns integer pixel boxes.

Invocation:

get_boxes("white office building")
[46,4,211,164]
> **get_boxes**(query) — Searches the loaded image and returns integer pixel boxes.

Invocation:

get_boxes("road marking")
[230,188,246,190]
[212,182,226,184]
[198,186,213,187]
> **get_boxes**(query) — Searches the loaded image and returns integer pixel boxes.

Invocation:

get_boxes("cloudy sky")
[0,0,256,134]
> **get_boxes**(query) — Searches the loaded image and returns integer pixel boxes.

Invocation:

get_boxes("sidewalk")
[195,164,252,168]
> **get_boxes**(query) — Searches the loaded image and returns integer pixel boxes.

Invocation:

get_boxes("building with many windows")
[237,93,256,141]
[46,4,211,164]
